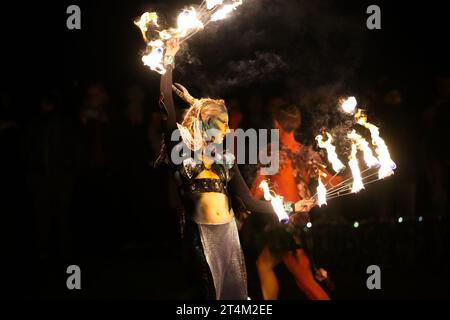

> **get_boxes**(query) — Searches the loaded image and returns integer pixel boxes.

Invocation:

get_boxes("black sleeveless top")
[177,155,234,195]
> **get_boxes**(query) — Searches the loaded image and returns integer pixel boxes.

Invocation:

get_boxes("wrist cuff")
[164,54,175,69]
[283,201,296,216]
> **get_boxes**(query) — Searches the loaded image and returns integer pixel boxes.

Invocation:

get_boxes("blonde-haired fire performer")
[156,39,314,300]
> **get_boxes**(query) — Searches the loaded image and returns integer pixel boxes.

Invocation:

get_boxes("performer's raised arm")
[159,38,179,131]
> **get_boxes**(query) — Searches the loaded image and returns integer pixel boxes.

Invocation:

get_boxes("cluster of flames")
[259,96,396,220]
[134,3,395,220]
[314,96,396,207]
[134,0,243,74]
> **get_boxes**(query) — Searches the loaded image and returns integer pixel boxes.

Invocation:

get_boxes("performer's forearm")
[159,65,176,127]
[230,165,277,216]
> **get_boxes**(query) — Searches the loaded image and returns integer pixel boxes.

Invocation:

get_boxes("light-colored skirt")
[198,218,248,300]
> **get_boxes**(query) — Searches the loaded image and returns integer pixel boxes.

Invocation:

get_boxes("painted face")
[205,112,230,144]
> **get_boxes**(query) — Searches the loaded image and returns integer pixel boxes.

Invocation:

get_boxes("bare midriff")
[194,192,235,224]
[191,169,233,224]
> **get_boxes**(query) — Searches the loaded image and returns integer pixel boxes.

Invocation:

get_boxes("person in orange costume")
[249,104,341,300]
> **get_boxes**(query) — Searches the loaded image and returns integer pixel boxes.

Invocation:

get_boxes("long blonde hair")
[178,98,227,151]
[173,83,227,151]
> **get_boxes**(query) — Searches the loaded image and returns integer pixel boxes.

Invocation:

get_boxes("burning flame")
[134,12,160,42]
[316,176,327,207]
[259,180,289,223]
[356,111,396,179]
[206,0,224,10]
[176,7,204,37]
[341,96,357,114]
[211,0,243,21]
[135,1,245,74]
[316,133,346,173]
[347,130,379,168]
[348,143,365,193]
[260,179,272,201]
[141,40,166,74]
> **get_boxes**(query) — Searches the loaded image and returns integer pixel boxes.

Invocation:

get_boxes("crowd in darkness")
[1,69,449,298]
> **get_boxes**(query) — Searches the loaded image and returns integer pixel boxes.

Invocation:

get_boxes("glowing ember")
[316,176,327,207]
[316,133,346,173]
[341,96,357,114]
[259,180,289,223]
[348,143,365,193]
[356,111,396,179]
[347,130,379,168]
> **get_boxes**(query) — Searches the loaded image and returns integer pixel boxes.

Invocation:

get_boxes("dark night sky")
[1,0,449,114]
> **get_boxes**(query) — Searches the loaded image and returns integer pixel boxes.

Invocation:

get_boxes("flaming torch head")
[259,180,272,201]
[142,40,166,75]
[176,7,204,38]
[341,96,357,114]
[271,196,290,224]
[347,130,379,168]
[259,180,289,223]
[356,111,396,179]
[348,143,365,193]
[134,12,160,42]
[315,133,346,173]
[135,1,245,75]
[317,176,327,207]
[211,0,243,21]
[206,0,224,10]
[134,7,203,75]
